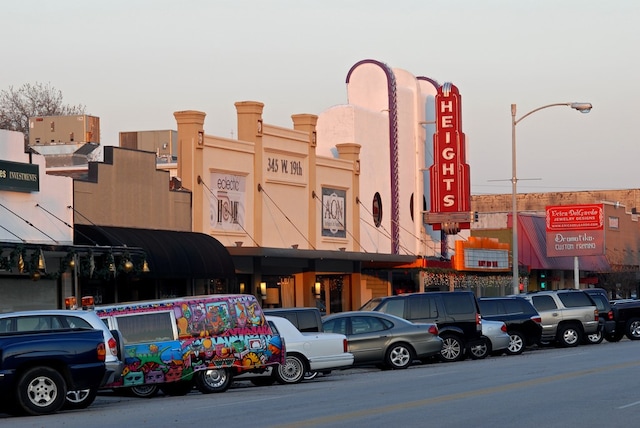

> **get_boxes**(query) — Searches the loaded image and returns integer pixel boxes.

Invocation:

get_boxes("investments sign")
[0,160,39,193]
[546,204,604,257]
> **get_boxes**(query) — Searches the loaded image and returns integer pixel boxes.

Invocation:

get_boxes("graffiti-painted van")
[95,294,285,397]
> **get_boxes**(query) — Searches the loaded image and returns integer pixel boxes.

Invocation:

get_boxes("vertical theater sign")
[424,82,472,234]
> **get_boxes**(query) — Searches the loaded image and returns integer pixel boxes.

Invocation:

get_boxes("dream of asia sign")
[545,204,604,257]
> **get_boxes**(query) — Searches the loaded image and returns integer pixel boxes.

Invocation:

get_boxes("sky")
[3,1,639,195]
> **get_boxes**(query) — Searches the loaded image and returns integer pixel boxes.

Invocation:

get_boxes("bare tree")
[0,82,86,148]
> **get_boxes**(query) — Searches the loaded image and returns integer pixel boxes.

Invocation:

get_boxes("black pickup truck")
[0,328,107,416]
[608,299,640,341]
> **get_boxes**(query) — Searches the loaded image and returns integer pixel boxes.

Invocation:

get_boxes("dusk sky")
[3,1,638,195]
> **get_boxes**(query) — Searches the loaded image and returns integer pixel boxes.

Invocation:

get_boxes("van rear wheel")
[195,368,232,393]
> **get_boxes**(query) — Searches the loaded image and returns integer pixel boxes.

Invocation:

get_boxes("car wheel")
[16,366,67,416]
[605,331,623,342]
[195,368,232,393]
[506,331,526,355]
[250,375,277,387]
[625,318,640,340]
[469,338,490,360]
[385,342,414,369]
[438,334,464,362]
[557,324,581,347]
[160,381,194,396]
[586,330,603,344]
[64,387,98,410]
[129,384,159,398]
[275,354,306,384]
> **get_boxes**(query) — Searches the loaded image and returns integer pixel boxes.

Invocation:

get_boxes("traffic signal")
[540,272,547,289]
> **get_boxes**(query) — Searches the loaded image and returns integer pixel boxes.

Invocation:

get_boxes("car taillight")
[606,310,614,321]
[594,309,599,321]
[97,343,106,362]
[428,324,439,336]
[500,323,507,333]
[531,315,542,324]
[476,313,482,331]
[343,338,349,353]
[107,337,118,357]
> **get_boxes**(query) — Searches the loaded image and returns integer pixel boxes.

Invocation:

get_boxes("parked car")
[360,291,482,362]
[518,290,599,347]
[263,307,326,379]
[0,309,124,410]
[582,288,616,343]
[478,296,543,355]
[262,315,353,384]
[95,294,285,397]
[608,298,640,341]
[322,311,443,369]
[468,320,510,359]
[0,326,106,416]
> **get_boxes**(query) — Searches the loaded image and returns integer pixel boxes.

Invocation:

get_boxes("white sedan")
[266,315,354,384]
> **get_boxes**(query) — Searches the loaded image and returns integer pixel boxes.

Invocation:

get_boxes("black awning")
[74,225,235,279]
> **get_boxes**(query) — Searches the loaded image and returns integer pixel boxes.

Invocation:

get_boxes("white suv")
[0,309,124,409]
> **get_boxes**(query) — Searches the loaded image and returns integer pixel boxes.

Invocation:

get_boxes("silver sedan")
[469,319,510,359]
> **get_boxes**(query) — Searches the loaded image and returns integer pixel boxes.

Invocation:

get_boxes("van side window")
[442,294,475,315]
[408,295,437,320]
[297,312,320,332]
[116,312,175,344]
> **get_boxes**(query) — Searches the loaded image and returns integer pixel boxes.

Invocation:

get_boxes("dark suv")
[360,291,482,362]
[478,297,543,355]
[582,288,616,344]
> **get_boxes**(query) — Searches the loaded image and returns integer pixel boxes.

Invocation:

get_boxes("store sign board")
[0,160,39,193]
[545,204,605,257]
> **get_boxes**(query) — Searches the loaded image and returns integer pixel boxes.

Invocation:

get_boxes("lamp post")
[511,102,592,295]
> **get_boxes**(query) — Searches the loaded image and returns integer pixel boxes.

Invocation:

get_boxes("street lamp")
[511,102,592,295]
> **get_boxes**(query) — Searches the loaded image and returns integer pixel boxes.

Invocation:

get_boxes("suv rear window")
[558,292,594,308]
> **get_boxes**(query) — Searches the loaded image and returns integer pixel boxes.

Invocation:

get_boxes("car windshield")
[360,298,382,311]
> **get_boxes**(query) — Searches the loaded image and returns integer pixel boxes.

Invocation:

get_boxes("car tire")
[275,354,306,384]
[557,324,581,347]
[128,384,159,398]
[438,334,464,362]
[16,366,67,416]
[585,330,604,344]
[385,342,414,369]
[195,368,232,393]
[160,381,194,396]
[625,318,640,340]
[469,338,490,360]
[506,331,526,355]
[605,331,623,342]
[250,375,277,387]
[64,387,98,410]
